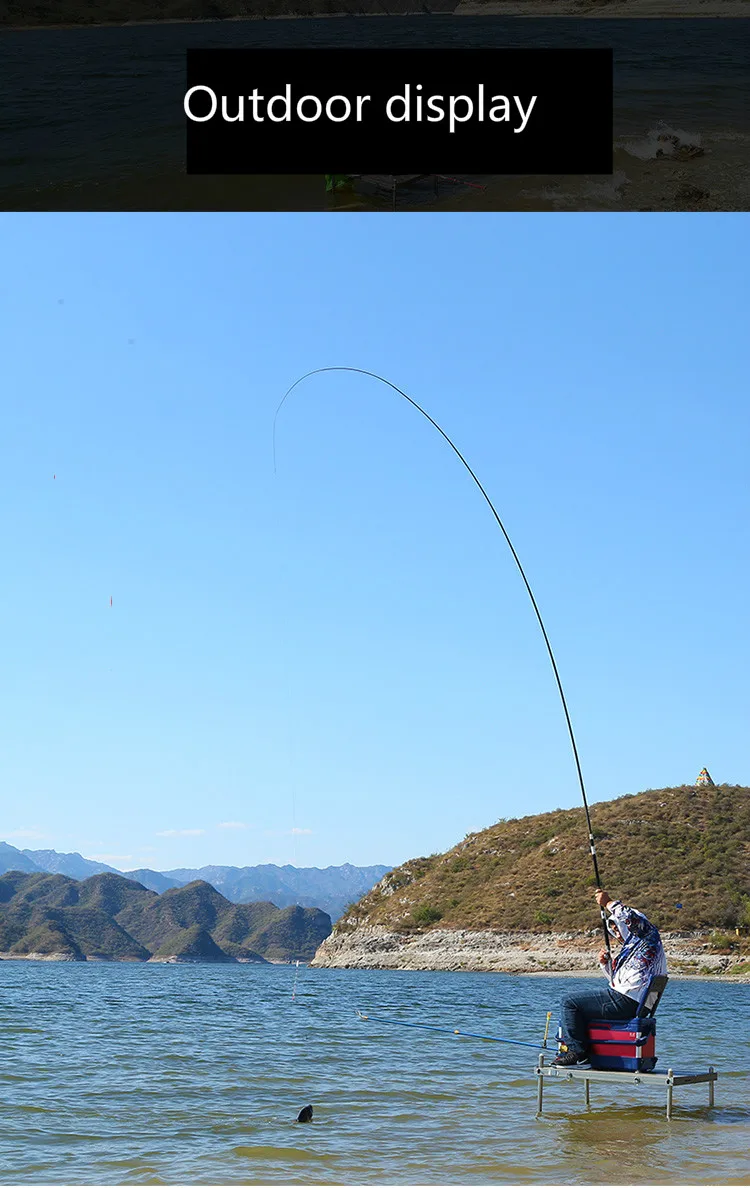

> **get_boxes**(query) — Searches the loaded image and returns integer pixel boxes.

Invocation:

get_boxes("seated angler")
[551,888,668,1068]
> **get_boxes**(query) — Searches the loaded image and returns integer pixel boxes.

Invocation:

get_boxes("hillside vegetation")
[151,861,390,921]
[338,785,750,935]
[3,0,442,28]
[0,872,331,962]
[0,846,389,922]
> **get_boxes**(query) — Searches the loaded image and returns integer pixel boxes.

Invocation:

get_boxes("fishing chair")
[634,974,669,1019]
[585,975,668,1072]
[589,973,669,1028]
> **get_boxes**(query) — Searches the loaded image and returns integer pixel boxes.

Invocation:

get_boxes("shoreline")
[0,951,304,964]
[0,954,747,980]
[10,136,749,214]
[4,0,750,29]
[2,925,748,981]
[311,926,750,979]
[521,967,750,982]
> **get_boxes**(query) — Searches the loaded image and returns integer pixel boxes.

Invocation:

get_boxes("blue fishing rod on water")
[356,1009,555,1053]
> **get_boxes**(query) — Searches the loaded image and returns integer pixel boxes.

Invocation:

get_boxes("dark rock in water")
[296,1105,313,1123]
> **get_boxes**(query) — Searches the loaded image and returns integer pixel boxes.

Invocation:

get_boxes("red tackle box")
[587,1017,657,1072]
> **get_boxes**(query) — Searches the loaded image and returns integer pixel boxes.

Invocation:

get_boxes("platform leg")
[709,1067,715,1107]
[536,1074,544,1116]
[585,1079,591,1107]
[666,1069,674,1120]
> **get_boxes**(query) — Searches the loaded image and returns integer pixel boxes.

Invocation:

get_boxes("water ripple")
[0,962,746,1183]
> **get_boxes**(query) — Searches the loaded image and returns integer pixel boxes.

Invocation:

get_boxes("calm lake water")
[1,18,749,209]
[1,962,748,1184]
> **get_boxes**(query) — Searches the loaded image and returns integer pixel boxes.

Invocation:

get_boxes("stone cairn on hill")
[696,767,715,787]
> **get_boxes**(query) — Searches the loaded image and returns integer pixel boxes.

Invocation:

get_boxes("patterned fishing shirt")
[602,900,668,1001]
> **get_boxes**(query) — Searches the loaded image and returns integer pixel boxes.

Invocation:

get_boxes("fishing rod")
[436,175,488,192]
[356,1009,555,1053]
[274,366,611,958]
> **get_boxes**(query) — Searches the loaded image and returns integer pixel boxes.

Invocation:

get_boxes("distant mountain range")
[0,871,331,962]
[0,844,390,921]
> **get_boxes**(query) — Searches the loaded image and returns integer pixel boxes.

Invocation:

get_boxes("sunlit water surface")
[1,962,748,1184]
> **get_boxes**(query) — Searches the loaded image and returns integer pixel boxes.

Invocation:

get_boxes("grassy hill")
[152,925,234,961]
[9,919,85,960]
[77,873,156,917]
[246,904,334,962]
[1,846,390,923]
[117,880,228,950]
[337,785,750,935]
[0,873,331,961]
[146,861,392,922]
[3,0,439,28]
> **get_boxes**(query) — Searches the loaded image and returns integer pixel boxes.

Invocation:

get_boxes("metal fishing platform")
[330,174,487,210]
[535,1052,718,1120]
[357,174,437,209]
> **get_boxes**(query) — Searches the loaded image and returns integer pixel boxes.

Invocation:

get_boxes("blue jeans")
[560,986,638,1056]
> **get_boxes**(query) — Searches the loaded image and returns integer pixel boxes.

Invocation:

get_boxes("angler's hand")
[598,949,610,965]
[595,888,611,908]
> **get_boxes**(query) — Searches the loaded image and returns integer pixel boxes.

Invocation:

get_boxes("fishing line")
[289,781,307,999]
[356,1010,552,1052]
[291,959,301,1002]
[279,564,304,997]
[274,366,611,956]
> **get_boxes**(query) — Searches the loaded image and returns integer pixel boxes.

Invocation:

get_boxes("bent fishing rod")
[274,366,611,958]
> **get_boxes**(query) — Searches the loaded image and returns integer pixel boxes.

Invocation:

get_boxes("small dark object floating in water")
[296,1105,313,1123]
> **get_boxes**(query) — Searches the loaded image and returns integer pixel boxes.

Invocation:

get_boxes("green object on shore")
[325,174,354,192]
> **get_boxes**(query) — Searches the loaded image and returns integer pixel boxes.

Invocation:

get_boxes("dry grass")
[339,784,750,934]
[3,0,394,27]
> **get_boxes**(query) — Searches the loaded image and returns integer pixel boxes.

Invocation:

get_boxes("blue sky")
[2,213,747,874]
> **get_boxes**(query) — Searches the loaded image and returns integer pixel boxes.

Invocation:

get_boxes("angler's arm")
[595,889,652,939]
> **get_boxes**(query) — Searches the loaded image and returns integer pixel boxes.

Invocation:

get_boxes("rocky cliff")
[312,784,750,978]
[312,924,748,976]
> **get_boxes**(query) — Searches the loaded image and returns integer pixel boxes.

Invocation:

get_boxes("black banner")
[185,48,613,175]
